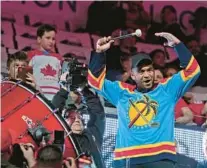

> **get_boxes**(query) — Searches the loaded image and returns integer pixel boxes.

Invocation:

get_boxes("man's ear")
[7,65,11,75]
[37,37,41,44]
[131,70,136,81]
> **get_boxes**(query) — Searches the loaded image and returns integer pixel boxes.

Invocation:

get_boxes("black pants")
[119,160,191,168]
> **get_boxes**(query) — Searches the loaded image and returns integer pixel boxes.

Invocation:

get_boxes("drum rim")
[1,80,82,156]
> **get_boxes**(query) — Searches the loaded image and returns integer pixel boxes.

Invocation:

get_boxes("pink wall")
[1,1,207,33]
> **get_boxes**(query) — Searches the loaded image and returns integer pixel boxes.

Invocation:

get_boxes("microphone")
[111,29,142,40]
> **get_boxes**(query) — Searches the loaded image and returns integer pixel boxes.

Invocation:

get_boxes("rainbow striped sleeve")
[88,51,123,106]
[160,43,201,100]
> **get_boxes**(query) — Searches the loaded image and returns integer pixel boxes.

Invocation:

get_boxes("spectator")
[106,54,134,84]
[185,36,201,57]
[190,7,207,45]
[106,36,136,70]
[188,102,206,126]
[35,145,63,168]
[150,49,166,68]
[154,68,164,84]
[175,98,194,125]
[86,1,125,36]
[164,64,180,78]
[185,36,207,87]
[52,84,106,168]
[6,51,37,89]
[147,5,186,44]
[125,1,150,40]
[88,33,200,167]
[35,145,77,168]
[27,24,62,101]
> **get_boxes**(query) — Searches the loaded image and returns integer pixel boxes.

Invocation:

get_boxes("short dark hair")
[149,49,165,60]
[164,63,180,77]
[154,67,164,76]
[161,5,177,15]
[7,51,28,68]
[120,54,131,62]
[161,5,177,23]
[63,53,76,58]
[36,145,62,166]
[37,24,56,38]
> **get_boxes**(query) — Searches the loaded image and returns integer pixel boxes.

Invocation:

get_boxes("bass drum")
[1,80,81,159]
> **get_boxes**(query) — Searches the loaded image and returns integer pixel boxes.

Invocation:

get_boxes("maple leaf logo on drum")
[41,64,57,77]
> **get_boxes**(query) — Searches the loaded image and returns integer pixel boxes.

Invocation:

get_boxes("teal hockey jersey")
[88,43,200,167]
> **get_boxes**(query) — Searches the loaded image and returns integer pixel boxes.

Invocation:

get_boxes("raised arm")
[82,87,105,147]
[88,37,123,106]
[155,32,201,100]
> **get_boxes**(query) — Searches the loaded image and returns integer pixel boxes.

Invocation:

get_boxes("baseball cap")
[132,53,152,69]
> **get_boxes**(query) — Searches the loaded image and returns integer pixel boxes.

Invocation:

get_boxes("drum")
[1,80,81,159]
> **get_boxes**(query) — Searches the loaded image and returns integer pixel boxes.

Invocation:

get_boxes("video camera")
[62,57,88,92]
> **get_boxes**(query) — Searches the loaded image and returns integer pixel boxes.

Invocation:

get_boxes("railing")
[83,113,206,168]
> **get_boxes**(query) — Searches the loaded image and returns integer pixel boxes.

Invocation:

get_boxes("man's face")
[165,67,178,77]
[67,111,84,134]
[8,60,28,79]
[163,8,176,24]
[186,40,201,56]
[152,52,165,67]
[38,31,56,52]
[154,69,164,84]
[131,64,154,90]
[121,58,132,72]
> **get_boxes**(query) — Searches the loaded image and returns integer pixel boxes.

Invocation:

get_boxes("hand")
[20,143,36,167]
[26,73,36,88]
[70,91,81,104]
[175,117,186,124]
[59,72,69,91]
[155,32,180,47]
[96,36,114,53]
[63,157,77,168]
[60,71,69,82]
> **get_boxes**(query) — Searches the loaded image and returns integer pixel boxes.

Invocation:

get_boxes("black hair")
[36,145,62,166]
[154,67,164,76]
[149,49,165,60]
[120,54,131,62]
[164,63,180,77]
[63,53,76,58]
[7,51,28,68]
[37,24,56,38]
[161,5,177,23]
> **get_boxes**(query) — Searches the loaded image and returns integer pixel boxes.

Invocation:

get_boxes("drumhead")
[1,80,82,157]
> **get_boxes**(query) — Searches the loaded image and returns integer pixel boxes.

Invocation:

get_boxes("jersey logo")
[41,64,57,77]
[128,95,158,128]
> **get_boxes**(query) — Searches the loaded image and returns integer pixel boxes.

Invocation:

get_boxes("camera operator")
[52,72,106,168]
